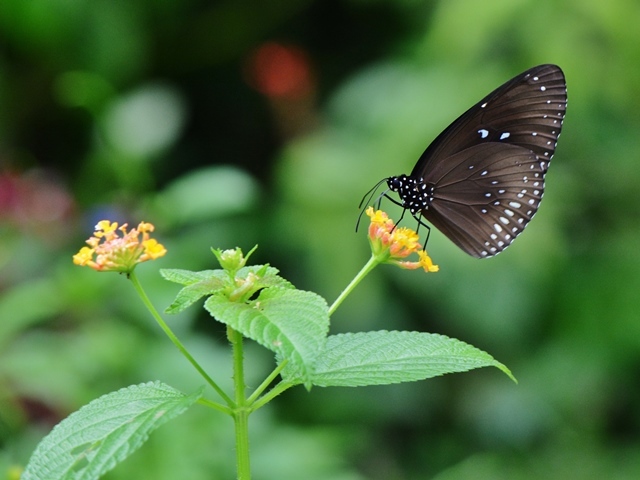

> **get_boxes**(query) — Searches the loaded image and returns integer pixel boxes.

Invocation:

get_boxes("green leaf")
[163,266,293,314]
[205,287,329,387]
[22,381,202,480]
[307,331,515,387]
[239,266,293,290]
[164,276,229,314]
[160,268,222,285]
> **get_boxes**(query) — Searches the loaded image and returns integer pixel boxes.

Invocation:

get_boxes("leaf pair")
[163,265,330,388]
[161,263,514,388]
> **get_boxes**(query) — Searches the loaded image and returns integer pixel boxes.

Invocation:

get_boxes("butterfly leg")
[415,214,431,250]
[377,193,408,233]
[381,192,405,209]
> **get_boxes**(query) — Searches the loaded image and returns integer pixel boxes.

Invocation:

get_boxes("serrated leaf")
[303,331,515,387]
[163,266,293,314]
[160,268,221,285]
[205,287,329,387]
[165,277,228,314]
[22,381,202,480]
[235,265,293,291]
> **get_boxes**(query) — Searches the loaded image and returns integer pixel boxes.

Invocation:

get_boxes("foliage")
[21,383,202,480]
[21,244,508,479]
[2,0,640,478]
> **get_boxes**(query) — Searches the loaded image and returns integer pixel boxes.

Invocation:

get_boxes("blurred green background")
[2,0,640,478]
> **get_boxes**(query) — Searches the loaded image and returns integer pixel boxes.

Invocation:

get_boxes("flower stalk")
[330,207,438,316]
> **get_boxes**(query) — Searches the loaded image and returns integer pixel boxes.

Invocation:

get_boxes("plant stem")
[246,360,288,405]
[250,380,294,412]
[229,326,251,480]
[196,397,233,415]
[328,255,380,316]
[128,271,234,407]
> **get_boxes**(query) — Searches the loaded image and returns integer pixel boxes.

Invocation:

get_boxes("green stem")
[250,380,294,412]
[229,326,251,480]
[246,360,288,405]
[234,407,251,480]
[328,255,380,316]
[196,397,233,415]
[128,271,234,407]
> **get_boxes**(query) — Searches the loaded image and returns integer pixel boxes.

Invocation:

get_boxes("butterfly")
[365,64,567,258]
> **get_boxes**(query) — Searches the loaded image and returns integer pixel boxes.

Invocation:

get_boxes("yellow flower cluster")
[73,220,166,273]
[366,207,438,272]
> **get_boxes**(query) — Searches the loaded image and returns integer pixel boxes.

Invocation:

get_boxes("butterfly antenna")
[358,178,387,209]
[356,178,388,231]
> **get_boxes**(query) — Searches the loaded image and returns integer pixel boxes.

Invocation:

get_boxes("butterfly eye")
[379,64,567,258]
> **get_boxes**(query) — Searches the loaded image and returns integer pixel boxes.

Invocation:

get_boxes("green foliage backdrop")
[2,0,640,478]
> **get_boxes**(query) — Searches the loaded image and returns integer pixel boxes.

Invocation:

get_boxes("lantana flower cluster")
[366,207,438,272]
[73,220,166,273]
